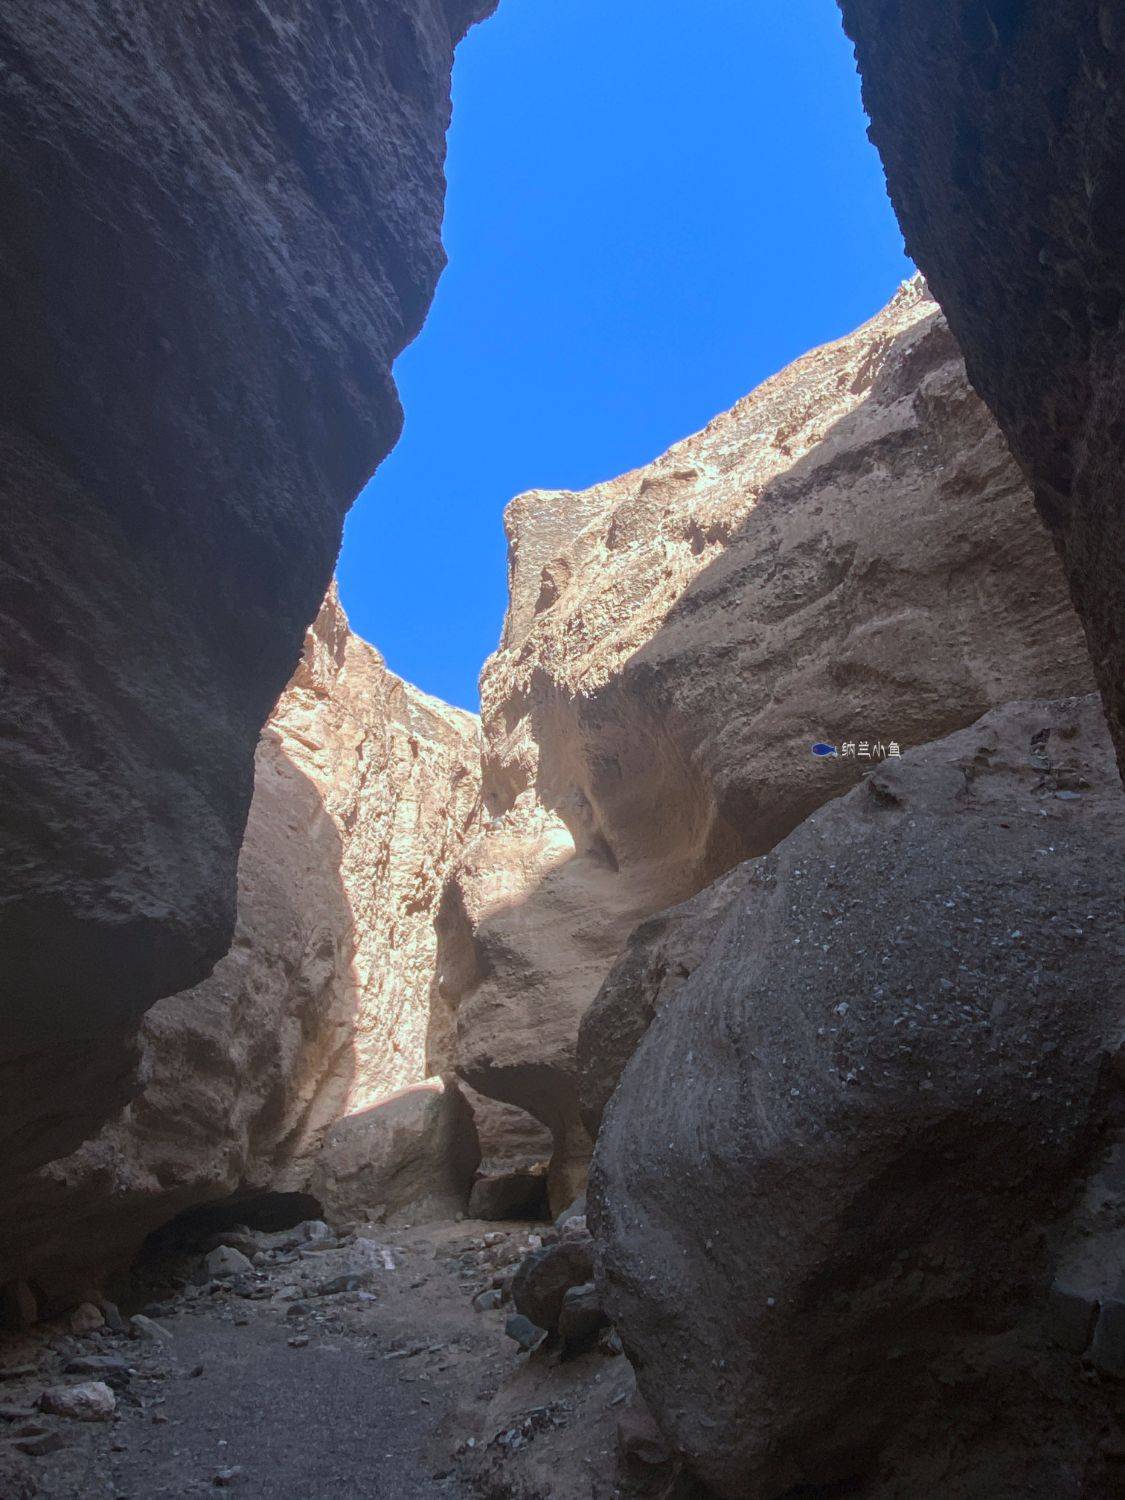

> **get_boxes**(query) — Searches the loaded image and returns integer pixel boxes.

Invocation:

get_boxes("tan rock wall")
[441,279,1095,1210]
[0,591,483,1302]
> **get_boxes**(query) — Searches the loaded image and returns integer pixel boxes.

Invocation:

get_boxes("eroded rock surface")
[311,1078,481,1227]
[0,591,482,1304]
[591,695,1125,1499]
[839,1,1125,780]
[0,0,495,1172]
[577,866,752,1141]
[441,279,1093,1208]
[460,1085,553,1221]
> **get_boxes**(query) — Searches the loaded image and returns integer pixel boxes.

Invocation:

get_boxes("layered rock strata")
[839,0,1125,781]
[591,694,1125,1499]
[440,279,1094,1209]
[0,591,483,1305]
[0,0,496,1178]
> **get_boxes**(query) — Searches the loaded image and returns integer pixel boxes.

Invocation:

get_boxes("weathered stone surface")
[310,1078,480,1226]
[512,1238,595,1334]
[461,1083,552,1221]
[577,867,752,1140]
[591,695,1125,1498]
[557,1282,609,1350]
[67,1302,104,1335]
[441,279,1093,1206]
[0,590,482,1302]
[129,1315,171,1344]
[0,0,495,1182]
[504,1313,547,1353]
[838,1,1125,781]
[40,1382,115,1423]
[205,1246,253,1280]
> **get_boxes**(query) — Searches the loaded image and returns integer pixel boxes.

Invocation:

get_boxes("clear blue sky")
[337,0,912,710]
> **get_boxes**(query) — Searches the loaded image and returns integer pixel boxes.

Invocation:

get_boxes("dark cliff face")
[0,0,494,1153]
[838,0,1125,782]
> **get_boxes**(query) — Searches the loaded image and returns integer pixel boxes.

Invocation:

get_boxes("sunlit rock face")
[0,591,483,1304]
[591,694,1125,1499]
[839,0,1125,783]
[437,278,1093,1210]
[0,0,496,1180]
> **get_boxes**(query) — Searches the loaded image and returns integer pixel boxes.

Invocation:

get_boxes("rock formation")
[311,1078,481,1228]
[439,278,1094,1210]
[591,694,1125,1499]
[0,590,483,1306]
[0,0,496,1183]
[838,1,1125,783]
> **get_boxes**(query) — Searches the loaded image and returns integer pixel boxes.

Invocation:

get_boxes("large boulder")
[591,695,1125,1498]
[512,1237,596,1334]
[310,1078,480,1227]
[441,279,1093,1208]
[0,0,495,1176]
[0,591,482,1302]
[838,1,1125,781]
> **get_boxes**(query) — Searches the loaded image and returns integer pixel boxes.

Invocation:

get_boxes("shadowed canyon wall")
[839,0,1125,783]
[0,590,484,1305]
[0,0,496,1185]
[438,279,1095,1210]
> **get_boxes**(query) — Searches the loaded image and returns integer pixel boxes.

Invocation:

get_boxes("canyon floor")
[0,1219,632,1500]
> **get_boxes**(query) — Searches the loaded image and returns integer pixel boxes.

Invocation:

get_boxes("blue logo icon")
[811,742,837,758]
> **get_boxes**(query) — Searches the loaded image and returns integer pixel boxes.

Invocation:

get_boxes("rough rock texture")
[577,866,752,1141]
[0,591,482,1303]
[838,1,1125,781]
[512,1237,595,1335]
[440,279,1093,1209]
[310,1078,481,1227]
[591,695,1125,1499]
[0,0,495,1172]
[460,1085,553,1221]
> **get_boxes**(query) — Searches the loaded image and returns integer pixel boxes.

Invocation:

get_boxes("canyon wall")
[838,0,1125,782]
[439,278,1095,1210]
[0,591,484,1306]
[0,0,496,1184]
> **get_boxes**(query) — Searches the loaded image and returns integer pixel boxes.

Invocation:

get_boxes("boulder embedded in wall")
[0,590,482,1303]
[838,1,1125,780]
[310,1078,480,1227]
[577,866,752,1140]
[0,0,495,1172]
[443,278,1093,1207]
[591,695,1125,1499]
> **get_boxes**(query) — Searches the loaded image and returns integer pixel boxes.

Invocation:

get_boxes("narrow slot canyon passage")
[1,4,1124,1500]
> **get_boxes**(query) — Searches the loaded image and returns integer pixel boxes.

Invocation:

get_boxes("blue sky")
[337,0,913,710]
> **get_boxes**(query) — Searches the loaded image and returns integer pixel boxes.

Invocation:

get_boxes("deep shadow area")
[140,1191,325,1260]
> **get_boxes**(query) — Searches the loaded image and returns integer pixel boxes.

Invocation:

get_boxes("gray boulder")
[512,1238,595,1335]
[592,697,1125,1497]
